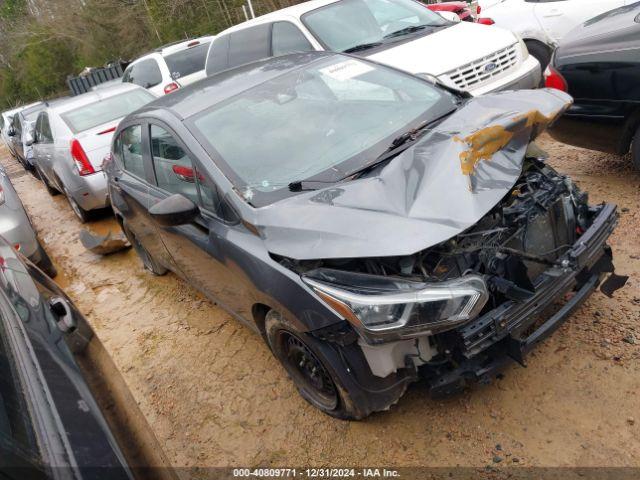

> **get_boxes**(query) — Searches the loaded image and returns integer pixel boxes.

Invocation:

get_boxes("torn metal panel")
[79,229,130,255]
[255,89,572,260]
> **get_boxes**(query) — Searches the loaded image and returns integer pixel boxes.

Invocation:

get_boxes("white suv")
[123,36,214,96]
[204,0,541,96]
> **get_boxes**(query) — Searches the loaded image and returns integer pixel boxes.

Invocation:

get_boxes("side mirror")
[7,127,15,137]
[149,193,199,227]
[437,11,461,23]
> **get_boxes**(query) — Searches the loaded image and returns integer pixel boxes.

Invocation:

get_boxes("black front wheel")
[265,310,410,420]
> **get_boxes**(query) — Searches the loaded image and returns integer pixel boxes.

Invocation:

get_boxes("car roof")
[47,83,148,115]
[129,35,216,65]
[132,51,339,120]
[158,35,215,56]
[19,102,45,119]
[217,0,341,35]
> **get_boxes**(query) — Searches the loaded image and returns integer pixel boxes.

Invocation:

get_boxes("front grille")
[445,43,519,90]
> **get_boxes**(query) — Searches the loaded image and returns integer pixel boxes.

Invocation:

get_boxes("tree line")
[0,0,299,109]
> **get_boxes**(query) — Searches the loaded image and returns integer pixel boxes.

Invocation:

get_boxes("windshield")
[303,0,448,52]
[164,42,211,79]
[61,89,155,133]
[190,56,456,206]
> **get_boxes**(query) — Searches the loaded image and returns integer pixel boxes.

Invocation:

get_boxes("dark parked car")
[0,236,173,479]
[546,2,640,171]
[105,52,623,419]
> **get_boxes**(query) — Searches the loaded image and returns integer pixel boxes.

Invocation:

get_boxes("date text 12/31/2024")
[233,468,401,478]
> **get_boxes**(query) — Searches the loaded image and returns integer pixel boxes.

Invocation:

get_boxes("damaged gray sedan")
[105,52,624,419]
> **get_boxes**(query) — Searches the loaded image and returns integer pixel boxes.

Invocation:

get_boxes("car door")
[33,113,55,180]
[533,0,627,43]
[109,123,166,264]
[12,115,24,160]
[145,123,254,320]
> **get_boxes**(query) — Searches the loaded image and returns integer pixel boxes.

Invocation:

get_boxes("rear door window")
[227,24,272,69]
[124,59,163,88]
[150,125,200,204]
[35,113,53,143]
[271,22,314,56]
[164,43,211,80]
[120,125,146,178]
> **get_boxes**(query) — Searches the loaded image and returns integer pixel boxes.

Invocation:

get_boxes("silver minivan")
[31,84,155,222]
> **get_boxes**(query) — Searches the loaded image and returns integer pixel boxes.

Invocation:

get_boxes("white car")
[204,0,541,96]
[478,0,629,67]
[122,36,214,96]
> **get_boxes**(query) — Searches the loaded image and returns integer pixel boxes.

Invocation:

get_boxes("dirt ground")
[1,134,639,470]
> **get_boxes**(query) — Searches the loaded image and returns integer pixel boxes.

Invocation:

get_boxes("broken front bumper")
[426,203,620,396]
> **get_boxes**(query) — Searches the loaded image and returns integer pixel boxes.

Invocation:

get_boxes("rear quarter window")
[125,59,163,89]
[205,35,230,76]
[227,24,272,69]
[164,43,211,80]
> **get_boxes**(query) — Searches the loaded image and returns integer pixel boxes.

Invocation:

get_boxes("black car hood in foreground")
[252,89,572,260]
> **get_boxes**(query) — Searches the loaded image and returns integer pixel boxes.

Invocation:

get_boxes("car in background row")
[122,36,214,96]
[204,0,541,96]
[426,1,474,22]
[546,2,640,171]
[478,0,630,68]
[0,236,176,479]
[1,103,38,157]
[106,51,621,419]
[0,165,56,278]
[31,83,155,222]
[7,102,45,170]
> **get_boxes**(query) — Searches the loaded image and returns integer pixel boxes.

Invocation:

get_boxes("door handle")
[542,9,562,17]
[49,296,77,333]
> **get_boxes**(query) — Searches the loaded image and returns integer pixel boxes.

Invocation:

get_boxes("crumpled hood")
[254,88,572,260]
[366,22,517,76]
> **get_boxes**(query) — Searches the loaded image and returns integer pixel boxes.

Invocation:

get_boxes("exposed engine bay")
[276,157,622,383]
[280,158,590,310]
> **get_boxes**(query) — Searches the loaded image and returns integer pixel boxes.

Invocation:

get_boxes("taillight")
[477,5,481,14]
[172,164,195,182]
[164,82,180,94]
[70,139,95,176]
[477,17,494,25]
[544,66,568,92]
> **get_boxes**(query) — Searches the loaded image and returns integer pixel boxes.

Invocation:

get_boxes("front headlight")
[303,271,488,336]
[515,34,529,60]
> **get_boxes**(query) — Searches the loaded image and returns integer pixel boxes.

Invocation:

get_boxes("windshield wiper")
[383,24,444,38]
[341,120,435,181]
[342,42,383,53]
[383,25,429,38]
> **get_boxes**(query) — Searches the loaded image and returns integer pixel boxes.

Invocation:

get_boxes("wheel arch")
[619,107,640,155]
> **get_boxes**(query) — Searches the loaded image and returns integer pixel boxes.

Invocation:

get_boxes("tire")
[36,166,60,196]
[62,184,90,223]
[633,126,640,172]
[525,40,552,72]
[121,223,167,276]
[265,310,410,420]
[35,242,57,278]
